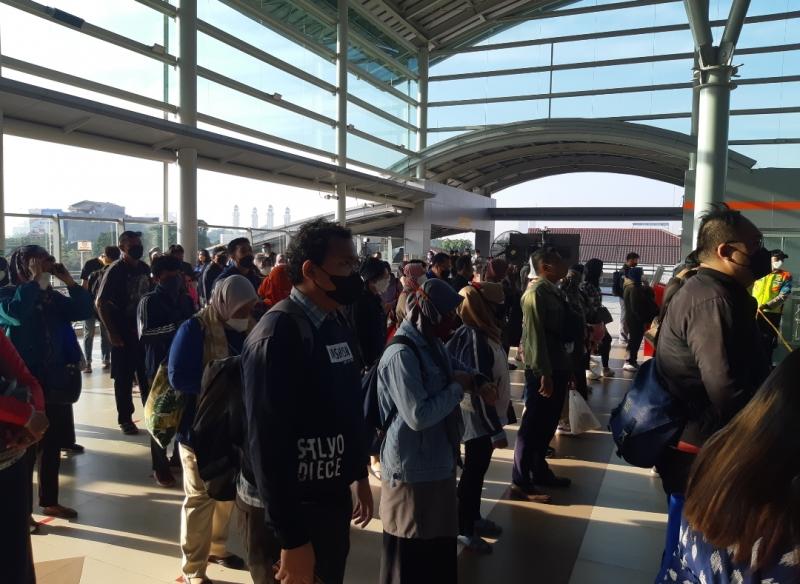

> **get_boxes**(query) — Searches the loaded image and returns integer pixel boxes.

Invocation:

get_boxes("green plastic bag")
[144,363,185,449]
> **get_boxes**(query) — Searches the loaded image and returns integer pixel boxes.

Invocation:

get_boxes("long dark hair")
[684,349,800,569]
[584,258,603,287]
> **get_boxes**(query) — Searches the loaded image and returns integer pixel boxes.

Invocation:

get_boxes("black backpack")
[362,335,421,443]
[191,300,314,501]
[612,270,624,297]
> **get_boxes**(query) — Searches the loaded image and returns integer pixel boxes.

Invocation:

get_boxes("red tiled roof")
[527,228,681,266]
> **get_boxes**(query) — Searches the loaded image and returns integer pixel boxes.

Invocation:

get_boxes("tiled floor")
[31,335,667,583]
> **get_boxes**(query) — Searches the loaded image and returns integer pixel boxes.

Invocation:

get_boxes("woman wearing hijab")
[0,245,93,521]
[258,262,292,309]
[169,275,257,584]
[395,260,427,323]
[447,282,511,553]
[377,278,497,584]
[580,259,614,379]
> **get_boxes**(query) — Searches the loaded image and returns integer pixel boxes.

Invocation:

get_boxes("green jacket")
[521,278,570,376]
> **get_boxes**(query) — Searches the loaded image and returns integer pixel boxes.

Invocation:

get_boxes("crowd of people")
[1,204,798,584]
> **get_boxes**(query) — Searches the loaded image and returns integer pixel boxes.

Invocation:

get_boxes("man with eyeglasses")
[654,204,771,498]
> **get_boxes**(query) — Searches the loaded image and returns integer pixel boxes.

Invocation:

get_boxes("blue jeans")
[84,317,110,365]
[512,369,568,487]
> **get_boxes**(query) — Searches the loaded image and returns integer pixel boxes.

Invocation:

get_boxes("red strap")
[676,441,701,454]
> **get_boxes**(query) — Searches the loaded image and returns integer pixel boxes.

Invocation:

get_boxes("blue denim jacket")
[377,320,465,484]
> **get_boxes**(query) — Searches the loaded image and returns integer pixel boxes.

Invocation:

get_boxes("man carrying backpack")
[241,219,372,584]
[613,252,639,345]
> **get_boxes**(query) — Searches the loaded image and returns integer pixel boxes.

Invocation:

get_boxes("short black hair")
[227,237,251,255]
[212,246,227,258]
[696,203,752,263]
[455,255,473,273]
[408,258,426,268]
[432,252,450,267]
[104,246,121,261]
[118,230,142,245]
[151,254,182,278]
[168,244,184,255]
[286,218,353,285]
[626,252,640,261]
[531,246,562,275]
[198,249,210,259]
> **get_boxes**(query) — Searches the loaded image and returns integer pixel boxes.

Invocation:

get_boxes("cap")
[771,249,789,260]
[422,278,463,314]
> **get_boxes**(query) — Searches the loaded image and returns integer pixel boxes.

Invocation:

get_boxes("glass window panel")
[551,88,691,118]
[553,59,691,92]
[737,50,800,80]
[0,5,164,100]
[638,118,692,134]
[734,144,800,168]
[198,0,335,84]
[347,135,405,169]
[45,0,166,46]
[197,78,335,152]
[730,113,800,140]
[430,100,551,128]
[556,30,693,64]
[348,74,412,122]
[428,131,468,146]
[198,32,336,118]
[348,103,413,149]
[429,45,552,77]
[430,71,552,102]
[731,82,800,110]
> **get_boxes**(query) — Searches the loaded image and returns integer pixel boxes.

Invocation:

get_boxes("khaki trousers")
[179,444,234,579]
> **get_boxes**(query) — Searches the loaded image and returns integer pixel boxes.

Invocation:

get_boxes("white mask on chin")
[772,260,783,271]
[374,277,390,295]
[37,273,51,290]
[226,318,250,332]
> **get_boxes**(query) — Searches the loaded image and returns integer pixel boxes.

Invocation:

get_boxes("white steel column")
[0,109,5,256]
[416,45,429,180]
[336,0,348,226]
[179,0,198,260]
[162,12,171,250]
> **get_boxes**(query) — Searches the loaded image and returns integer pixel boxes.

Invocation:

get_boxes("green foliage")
[433,238,472,254]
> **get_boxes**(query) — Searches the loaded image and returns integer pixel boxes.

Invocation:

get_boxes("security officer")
[752,249,793,363]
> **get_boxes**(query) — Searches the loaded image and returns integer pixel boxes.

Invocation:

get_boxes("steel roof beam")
[720,0,751,64]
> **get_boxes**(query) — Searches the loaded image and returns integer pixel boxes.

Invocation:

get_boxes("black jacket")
[200,263,223,304]
[623,282,659,331]
[353,288,387,369]
[655,268,770,447]
[450,274,471,293]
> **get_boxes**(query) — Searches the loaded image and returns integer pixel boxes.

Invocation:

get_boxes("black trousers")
[626,321,644,365]
[30,403,72,508]
[296,491,352,584]
[457,435,493,537]
[757,312,782,365]
[236,496,281,584]
[512,370,568,486]
[111,337,147,425]
[655,448,696,497]
[380,533,457,584]
[1,456,35,584]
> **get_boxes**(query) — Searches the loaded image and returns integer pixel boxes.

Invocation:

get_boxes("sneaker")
[623,362,639,372]
[29,516,40,535]
[602,367,616,378]
[208,554,246,570]
[61,443,85,454]
[458,534,493,554]
[153,469,176,488]
[650,467,660,477]
[82,366,92,375]
[120,421,139,435]
[556,423,573,436]
[535,474,572,488]
[474,518,503,538]
[585,369,601,381]
[509,483,552,503]
[102,360,111,370]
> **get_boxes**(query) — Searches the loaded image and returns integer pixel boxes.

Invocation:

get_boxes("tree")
[433,238,472,254]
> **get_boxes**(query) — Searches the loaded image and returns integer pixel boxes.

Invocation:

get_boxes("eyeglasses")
[725,237,764,250]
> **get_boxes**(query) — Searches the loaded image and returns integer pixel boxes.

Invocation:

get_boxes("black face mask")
[320,268,363,306]
[440,269,452,280]
[239,255,255,269]
[127,244,144,260]
[747,247,772,281]
[158,275,184,300]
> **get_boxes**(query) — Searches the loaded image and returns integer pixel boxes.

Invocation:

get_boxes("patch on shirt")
[326,342,354,364]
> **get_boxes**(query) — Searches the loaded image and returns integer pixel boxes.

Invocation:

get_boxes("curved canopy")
[393,119,757,194]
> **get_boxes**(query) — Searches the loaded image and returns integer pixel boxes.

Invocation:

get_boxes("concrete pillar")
[474,230,491,258]
[0,109,5,257]
[178,0,198,260]
[335,0,348,225]
[403,203,431,261]
[692,65,733,246]
[416,46,429,180]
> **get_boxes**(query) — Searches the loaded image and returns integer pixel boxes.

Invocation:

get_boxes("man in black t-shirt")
[96,231,152,435]
[80,247,120,372]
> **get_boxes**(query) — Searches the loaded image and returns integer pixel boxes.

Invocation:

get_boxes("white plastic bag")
[568,389,601,435]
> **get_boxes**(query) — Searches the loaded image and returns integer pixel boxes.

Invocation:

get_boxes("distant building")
[267,205,274,229]
[284,207,291,226]
[527,227,681,266]
[233,205,240,227]
[28,201,157,246]
[251,207,259,229]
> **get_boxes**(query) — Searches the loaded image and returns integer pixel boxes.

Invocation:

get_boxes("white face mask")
[772,260,783,271]
[374,277,390,295]
[37,273,51,290]
[226,317,250,332]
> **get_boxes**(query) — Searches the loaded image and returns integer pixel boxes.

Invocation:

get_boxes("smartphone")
[272,561,325,584]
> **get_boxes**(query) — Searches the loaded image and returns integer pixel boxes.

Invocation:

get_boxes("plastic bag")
[144,363,185,449]
[568,389,601,435]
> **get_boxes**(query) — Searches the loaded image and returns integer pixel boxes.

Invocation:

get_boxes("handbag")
[144,362,186,450]
[596,306,614,324]
[0,377,33,471]
[608,359,686,468]
[568,389,601,435]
